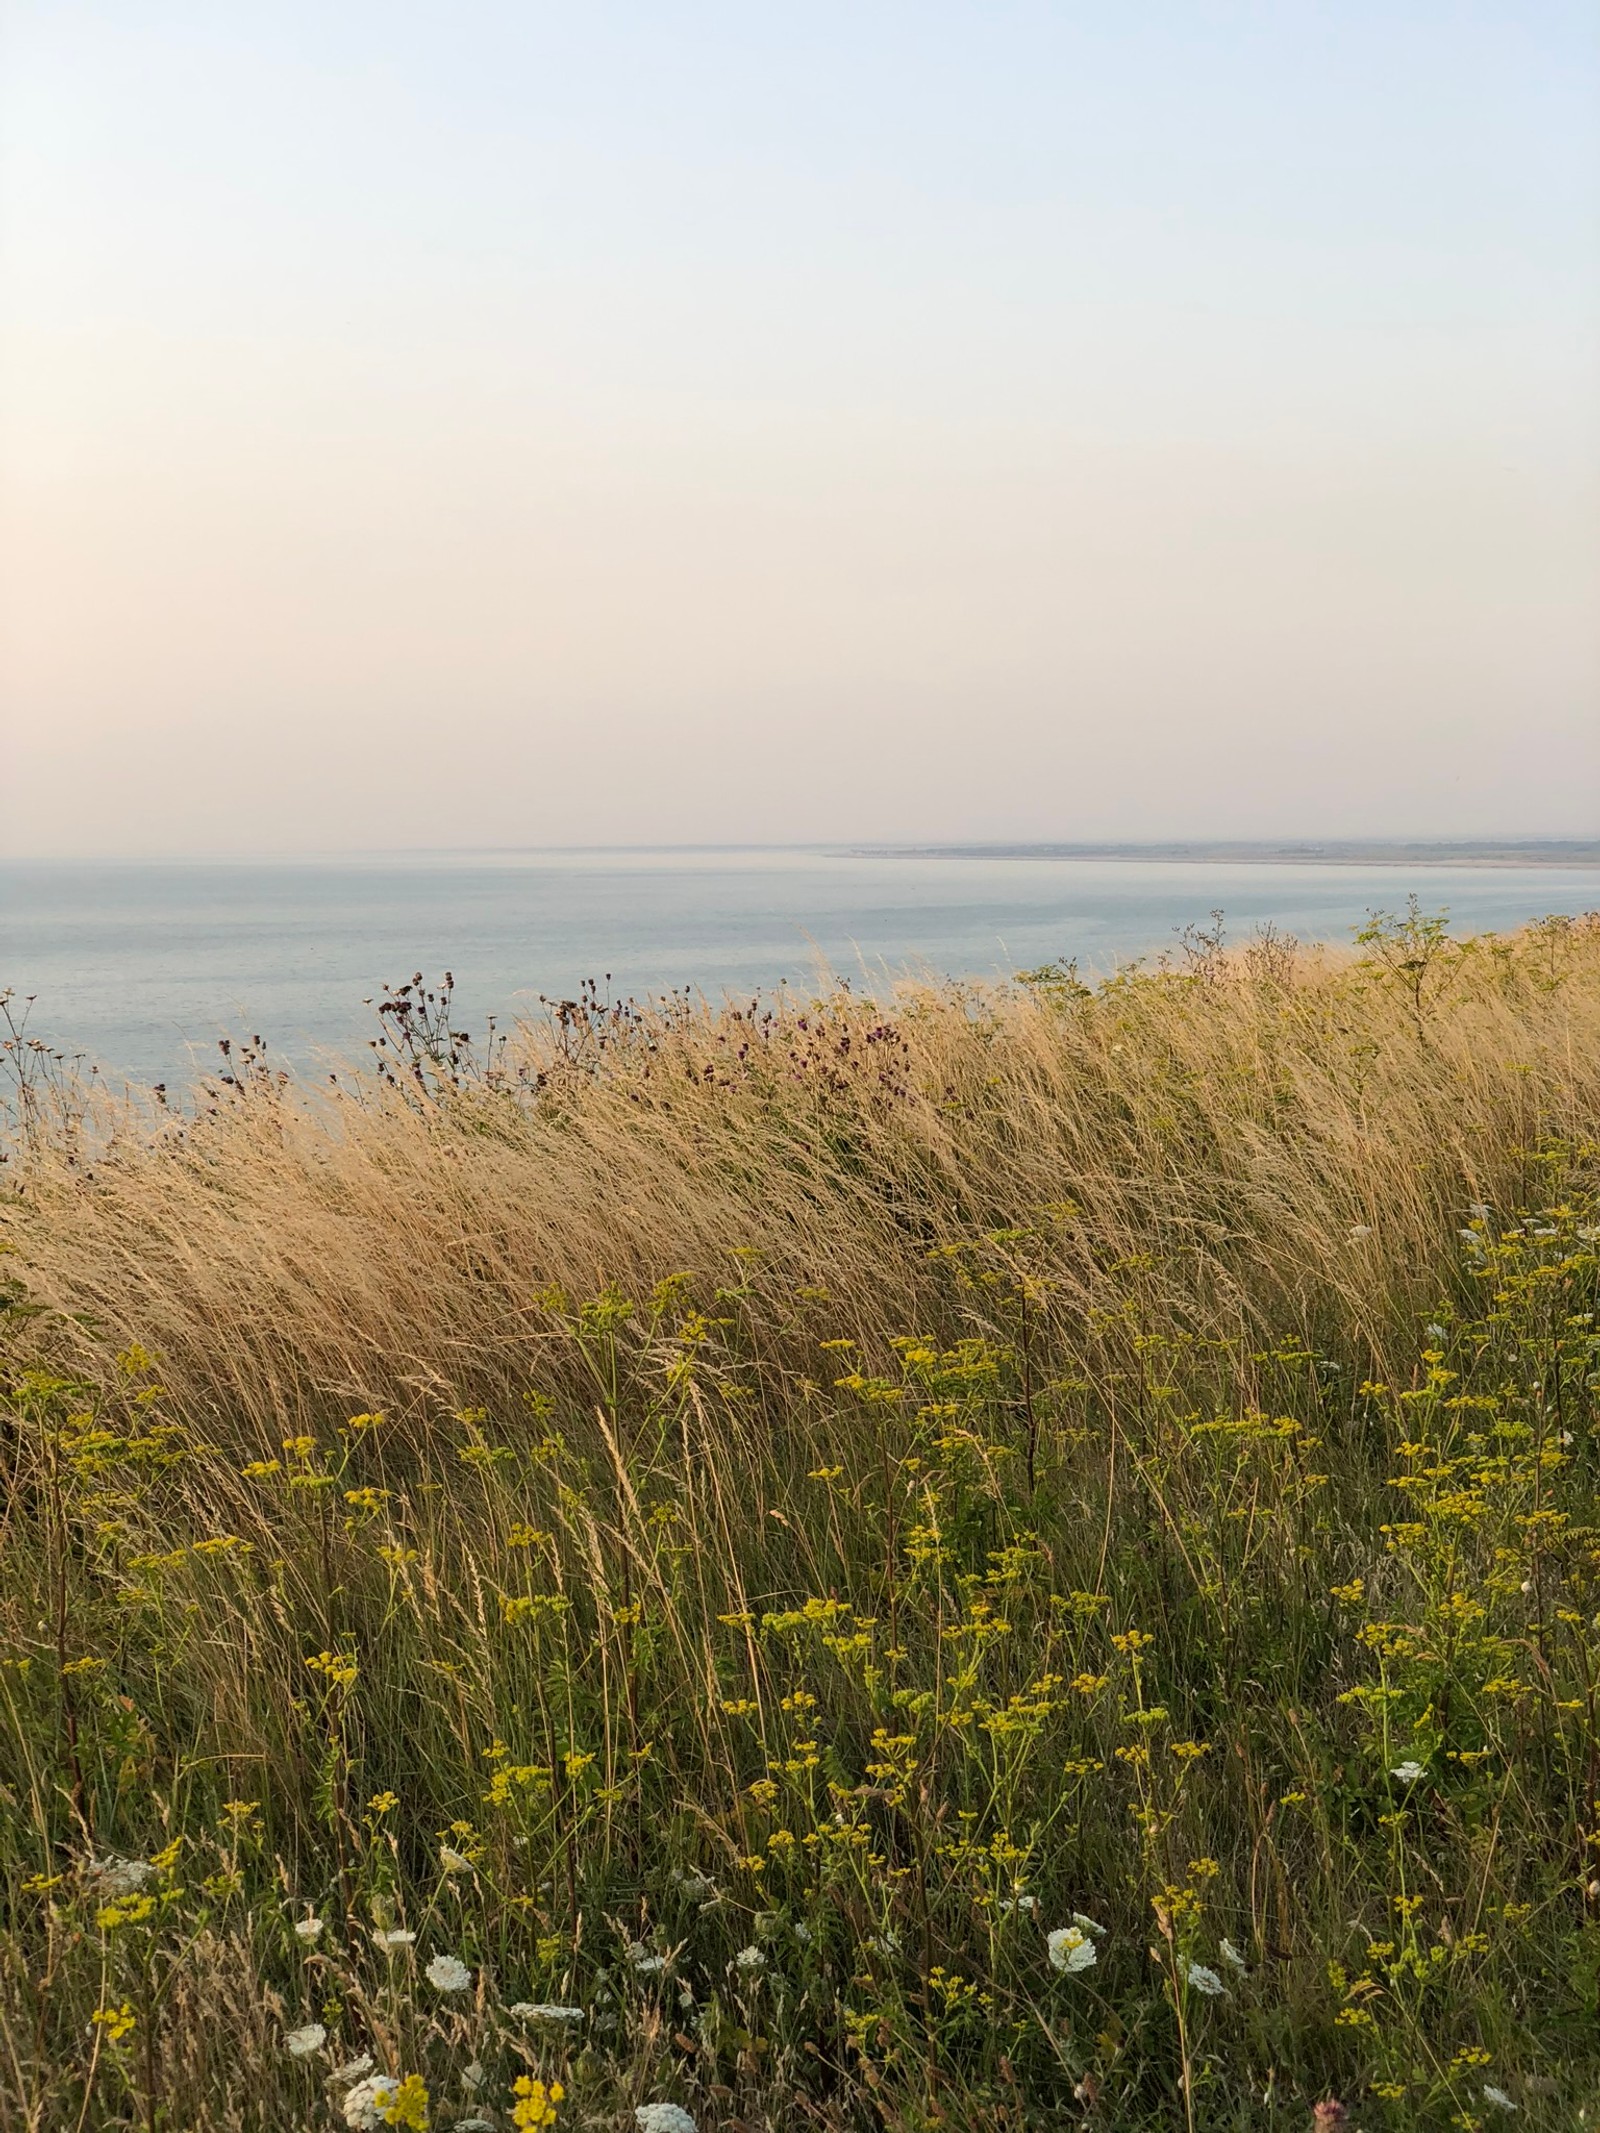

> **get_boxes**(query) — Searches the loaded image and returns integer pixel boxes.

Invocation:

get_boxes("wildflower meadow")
[4,912,1600,2129]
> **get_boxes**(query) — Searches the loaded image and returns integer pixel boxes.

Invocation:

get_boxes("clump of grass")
[2,915,1600,2130]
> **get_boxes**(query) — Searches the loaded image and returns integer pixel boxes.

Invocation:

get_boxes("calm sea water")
[3,849,1597,1090]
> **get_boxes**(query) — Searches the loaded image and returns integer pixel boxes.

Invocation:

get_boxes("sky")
[2,1,1597,857]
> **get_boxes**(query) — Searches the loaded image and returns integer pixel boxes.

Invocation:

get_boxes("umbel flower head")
[342,2075,401,2130]
[90,1856,154,1898]
[1047,1925,1097,1975]
[1181,1958,1227,1997]
[1390,1759,1427,1785]
[293,1915,325,1945]
[426,1953,472,1993]
[636,2106,697,2133]
[283,2022,326,2057]
[508,2002,584,2026]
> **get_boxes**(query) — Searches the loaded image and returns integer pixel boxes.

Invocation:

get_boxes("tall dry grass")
[7,915,1599,1435]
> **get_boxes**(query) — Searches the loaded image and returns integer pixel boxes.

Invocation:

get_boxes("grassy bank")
[3,912,1600,2131]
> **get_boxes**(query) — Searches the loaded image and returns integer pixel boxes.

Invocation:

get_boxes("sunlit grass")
[2,913,1600,2129]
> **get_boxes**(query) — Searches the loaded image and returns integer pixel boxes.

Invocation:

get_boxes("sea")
[3,848,1597,1091]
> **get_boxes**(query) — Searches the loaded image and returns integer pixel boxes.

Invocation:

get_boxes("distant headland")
[856,838,1600,869]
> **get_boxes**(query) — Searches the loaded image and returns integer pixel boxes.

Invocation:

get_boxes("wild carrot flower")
[1482,2088,1516,2112]
[342,2075,401,2129]
[508,2002,584,2026]
[426,1953,472,1993]
[1389,1759,1427,1784]
[1047,1926,1097,1974]
[627,1943,668,1974]
[375,1928,417,1949]
[733,1944,765,1972]
[1181,1959,1226,1996]
[284,2022,326,2057]
[293,1915,325,1944]
[1219,1937,1248,1973]
[1071,1912,1106,1936]
[90,1856,154,1897]
[635,2107,697,2133]
[440,1845,474,1874]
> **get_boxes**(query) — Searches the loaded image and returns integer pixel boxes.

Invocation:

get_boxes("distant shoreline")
[853,840,1600,870]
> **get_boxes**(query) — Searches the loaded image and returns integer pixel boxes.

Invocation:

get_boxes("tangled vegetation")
[3,910,1600,2130]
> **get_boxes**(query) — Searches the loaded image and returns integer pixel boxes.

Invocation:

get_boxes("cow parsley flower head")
[284,2022,326,2058]
[1181,1959,1227,1996]
[374,1928,417,1949]
[636,2106,697,2133]
[329,2055,375,2085]
[997,1892,1038,1916]
[439,1845,475,1875]
[508,2002,585,2026]
[1390,1759,1427,1785]
[426,1953,472,1994]
[1071,1912,1107,1936]
[627,1944,668,1975]
[1481,2088,1516,2112]
[1047,1926,1097,1974]
[293,1915,325,1945]
[733,1945,765,1973]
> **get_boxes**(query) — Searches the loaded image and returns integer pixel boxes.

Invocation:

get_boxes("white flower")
[1389,1759,1427,1784]
[997,1893,1038,1917]
[1181,1959,1227,1996]
[636,2107,698,2133]
[343,2076,400,2130]
[1047,1926,1097,1975]
[793,1922,812,1943]
[454,2120,496,2132]
[284,2022,327,2058]
[426,1953,472,1993]
[1426,1323,1449,1341]
[1071,1911,1107,1936]
[462,2061,485,2091]
[508,2001,584,2025]
[439,1845,475,1875]
[670,1868,714,1899]
[1219,1937,1248,1973]
[733,1945,765,1973]
[293,1916,325,1945]
[1481,2087,1516,2112]
[329,2055,375,2084]
[627,1943,668,1975]
[90,1856,154,1897]
[374,1928,416,1949]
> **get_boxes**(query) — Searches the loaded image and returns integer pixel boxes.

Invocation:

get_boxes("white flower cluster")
[426,1953,473,1993]
[636,2106,697,2133]
[90,1856,154,1897]
[1047,1926,1097,1975]
[343,2075,402,2130]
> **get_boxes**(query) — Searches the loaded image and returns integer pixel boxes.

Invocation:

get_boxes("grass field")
[3,907,1600,2131]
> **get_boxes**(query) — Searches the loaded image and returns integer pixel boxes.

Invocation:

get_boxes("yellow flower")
[512,2076,565,2129]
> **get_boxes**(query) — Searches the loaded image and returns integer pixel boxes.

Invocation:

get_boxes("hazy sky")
[3,2,1597,856]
